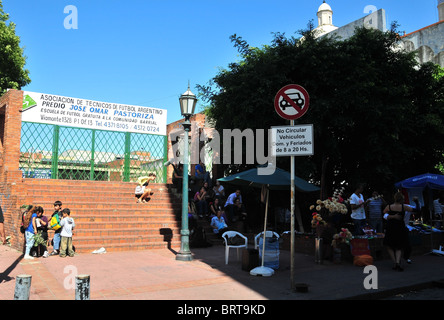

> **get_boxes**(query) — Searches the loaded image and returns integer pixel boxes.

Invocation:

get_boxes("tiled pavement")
[2,243,444,301]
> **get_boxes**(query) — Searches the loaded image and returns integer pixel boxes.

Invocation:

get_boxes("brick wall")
[0,89,27,251]
[166,112,217,184]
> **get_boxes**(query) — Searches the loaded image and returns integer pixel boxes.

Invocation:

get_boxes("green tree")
[198,24,444,196]
[0,1,30,94]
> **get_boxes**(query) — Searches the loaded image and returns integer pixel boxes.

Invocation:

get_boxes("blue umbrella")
[395,173,444,191]
[395,173,444,250]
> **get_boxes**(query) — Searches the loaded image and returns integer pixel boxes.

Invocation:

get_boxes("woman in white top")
[213,181,225,200]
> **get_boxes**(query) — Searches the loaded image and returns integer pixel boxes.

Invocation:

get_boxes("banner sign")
[21,91,167,136]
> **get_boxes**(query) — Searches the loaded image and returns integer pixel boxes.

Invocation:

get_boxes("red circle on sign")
[274,84,310,120]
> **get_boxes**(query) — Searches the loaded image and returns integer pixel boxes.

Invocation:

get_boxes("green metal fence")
[19,122,168,183]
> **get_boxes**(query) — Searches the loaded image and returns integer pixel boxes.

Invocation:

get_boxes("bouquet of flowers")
[309,187,349,216]
[311,212,326,228]
[332,228,353,248]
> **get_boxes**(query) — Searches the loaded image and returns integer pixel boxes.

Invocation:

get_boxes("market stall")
[394,173,444,250]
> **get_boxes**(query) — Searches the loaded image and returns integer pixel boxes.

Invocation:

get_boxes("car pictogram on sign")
[274,84,310,120]
[279,92,304,111]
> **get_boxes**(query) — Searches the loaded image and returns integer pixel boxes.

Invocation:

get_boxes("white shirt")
[135,185,145,195]
[213,185,224,196]
[350,193,366,220]
[224,192,242,207]
[60,217,75,237]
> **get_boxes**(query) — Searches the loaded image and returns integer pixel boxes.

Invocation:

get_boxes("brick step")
[72,227,181,237]
[27,198,181,206]
[73,241,181,253]
[23,192,180,204]
[24,190,178,198]
[24,190,175,199]
[29,200,181,209]
[47,219,180,232]
[68,234,180,248]
[24,179,170,188]
[24,185,172,194]
[23,180,172,191]
[31,205,180,213]
[72,213,179,223]
[19,179,184,253]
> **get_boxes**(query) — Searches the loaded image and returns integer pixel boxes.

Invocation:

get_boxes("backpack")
[49,213,61,230]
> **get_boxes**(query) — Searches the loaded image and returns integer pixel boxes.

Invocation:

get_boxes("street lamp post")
[176,84,197,261]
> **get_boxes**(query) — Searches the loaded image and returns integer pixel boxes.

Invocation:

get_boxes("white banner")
[21,91,167,136]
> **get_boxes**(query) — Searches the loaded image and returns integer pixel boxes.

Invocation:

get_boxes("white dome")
[318,1,332,12]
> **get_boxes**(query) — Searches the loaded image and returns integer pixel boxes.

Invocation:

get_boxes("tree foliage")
[198,23,444,196]
[0,1,30,94]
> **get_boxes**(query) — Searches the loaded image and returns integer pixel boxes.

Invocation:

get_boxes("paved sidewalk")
[2,243,444,300]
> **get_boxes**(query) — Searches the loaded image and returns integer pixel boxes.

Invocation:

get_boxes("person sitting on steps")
[138,173,156,203]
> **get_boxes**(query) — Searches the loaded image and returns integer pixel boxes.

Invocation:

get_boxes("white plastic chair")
[222,231,248,264]
[254,231,280,250]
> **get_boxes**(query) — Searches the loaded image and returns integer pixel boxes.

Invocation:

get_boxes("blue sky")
[3,0,441,125]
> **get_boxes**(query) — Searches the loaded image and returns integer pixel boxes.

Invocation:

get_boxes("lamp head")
[179,83,197,117]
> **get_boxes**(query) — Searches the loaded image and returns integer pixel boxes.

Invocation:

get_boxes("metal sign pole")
[290,119,295,291]
[273,84,310,291]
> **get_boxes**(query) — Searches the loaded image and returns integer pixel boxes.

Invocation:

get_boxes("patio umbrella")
[218,167,320,192]
[395,173,444,191]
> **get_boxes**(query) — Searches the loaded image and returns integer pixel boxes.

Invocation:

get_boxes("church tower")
[438,0,444,21]
[314,1,338,37]
[317,1,333,27]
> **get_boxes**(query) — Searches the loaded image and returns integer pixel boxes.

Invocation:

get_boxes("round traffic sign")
[274,84,310,120]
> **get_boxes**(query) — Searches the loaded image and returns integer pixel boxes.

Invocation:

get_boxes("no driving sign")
[271,124,314,157]
[274,84,310,120]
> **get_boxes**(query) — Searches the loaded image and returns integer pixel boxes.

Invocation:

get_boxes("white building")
[314,1,444,67]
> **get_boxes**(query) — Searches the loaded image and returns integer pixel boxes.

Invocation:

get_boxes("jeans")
[25,231,35,256]
[368,218,383,233]
[53,232,61,251]
[196,200,208,217]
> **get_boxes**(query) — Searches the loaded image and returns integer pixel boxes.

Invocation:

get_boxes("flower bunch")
[311,212,326,228]
[332,228,353,247]
[309,187,348,216]
[370,194,383,201]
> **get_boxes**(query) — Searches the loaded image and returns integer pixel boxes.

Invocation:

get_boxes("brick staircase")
[19,179,182,253]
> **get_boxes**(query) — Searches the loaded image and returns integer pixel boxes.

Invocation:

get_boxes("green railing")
[19,122,168,183]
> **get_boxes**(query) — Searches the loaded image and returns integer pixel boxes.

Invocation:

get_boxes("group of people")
[169,161,250,238]
[190,184,248,238]
[350,184,421,271]
[21,201,75,260]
